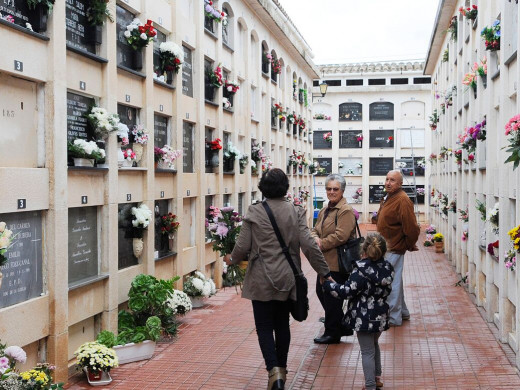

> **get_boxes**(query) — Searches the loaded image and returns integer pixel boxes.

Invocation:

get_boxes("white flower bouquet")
[159,41,184,74]
[74,342,118,373]
[154,145,182,168]
[395,161,407,169]
[223,97,232,109]
[116,123,130,145]
[183,271,216,298]
[166,289,193,315]
[123,18,156,50]
[224,142,241,160]
[0,222,15,267]
[67,139,106,161]
[131,204,152,229]
[131,125,149,145]
[87,107,120,139]
[488,202,499,234]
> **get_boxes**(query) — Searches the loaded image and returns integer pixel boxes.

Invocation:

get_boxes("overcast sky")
[278,0,440,65]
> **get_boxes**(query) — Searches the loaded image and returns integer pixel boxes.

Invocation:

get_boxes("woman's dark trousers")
[252,300,291,371]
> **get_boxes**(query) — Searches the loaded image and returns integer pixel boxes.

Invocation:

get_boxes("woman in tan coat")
[312,174,357,344]
[225,168,331,390]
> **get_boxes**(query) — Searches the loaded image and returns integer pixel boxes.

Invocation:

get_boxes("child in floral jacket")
[323,233,394,390]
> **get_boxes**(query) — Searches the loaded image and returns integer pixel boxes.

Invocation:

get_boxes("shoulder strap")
[262,201,300,276]
[335,209,362,238]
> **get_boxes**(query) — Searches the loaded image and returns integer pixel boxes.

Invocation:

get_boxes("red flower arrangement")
[459,5,477,20]
[160,213,180,236]
[206,138,222,150]
[271,58,282,75]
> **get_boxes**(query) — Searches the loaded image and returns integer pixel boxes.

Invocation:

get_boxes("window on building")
[413,77,431,84]
[368,79,386,86]
[223,194,231,207]
[154,114,169,150]
[391,78,409,85]
[346,79,363,86]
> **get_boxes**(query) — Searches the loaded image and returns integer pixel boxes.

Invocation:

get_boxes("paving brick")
[65,225,520,389]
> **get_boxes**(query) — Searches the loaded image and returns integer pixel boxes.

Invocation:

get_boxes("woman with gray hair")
[311,173,358,344]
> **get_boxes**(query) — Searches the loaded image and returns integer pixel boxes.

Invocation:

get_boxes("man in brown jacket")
[377,170,420,326]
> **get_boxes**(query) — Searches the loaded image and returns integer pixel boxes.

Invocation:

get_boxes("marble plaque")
[66,0,96,53]
[183,121,194,173]
[154,114,168,148]
[67,92,95,142]
[369,102,394,121]
[68,207,98,284]
[369,158,393,176]
[116,5,135,68]
[313,131,332,149]
[369,130,394,148]
[0,211,43,309]
[182,46,193,97]
[118,203,138,270]
[339,102,362,121]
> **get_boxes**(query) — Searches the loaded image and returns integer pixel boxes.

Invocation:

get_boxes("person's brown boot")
[267,367,285,390]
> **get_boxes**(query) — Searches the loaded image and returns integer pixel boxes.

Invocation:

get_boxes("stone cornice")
[318,61,425,75]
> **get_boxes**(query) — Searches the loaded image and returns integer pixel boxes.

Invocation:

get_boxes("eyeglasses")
[325,187,341,192]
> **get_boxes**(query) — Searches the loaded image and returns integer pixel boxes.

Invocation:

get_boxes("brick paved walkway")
[66,225,520,389]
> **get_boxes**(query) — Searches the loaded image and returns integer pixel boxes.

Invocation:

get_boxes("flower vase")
[166,70,173,85]
[133,144,144,164]
[210,152,220,167]
[205,84,216,101]
[133,238,144,258]
[87,369,103,382]
[132,50,143,70]
[122,159,133,167]
[434,242,444,253]
[158,160,171,169]
[358,141,362,147]
[117,142,125,167]
[190,296,205,308]
[28,3,48,33]
[168,234,175,251]
[73,158,95,167]
[482,74,487,89]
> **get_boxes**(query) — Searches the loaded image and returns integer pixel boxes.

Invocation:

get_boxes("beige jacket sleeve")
[230,208,252,264]
[320,207,356,251]
[297,207,330,277]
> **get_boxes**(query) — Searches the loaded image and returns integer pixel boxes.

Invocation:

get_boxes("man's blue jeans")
[385,252,410,325]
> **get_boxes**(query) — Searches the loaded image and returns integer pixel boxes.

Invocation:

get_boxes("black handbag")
[335,213,364,276]
[262,201,309,322]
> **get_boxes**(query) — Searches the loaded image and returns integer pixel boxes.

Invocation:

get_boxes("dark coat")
[323,258,394,333]
[230,198,330,301]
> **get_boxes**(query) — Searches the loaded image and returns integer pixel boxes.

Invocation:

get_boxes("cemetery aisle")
[65,225,520,389]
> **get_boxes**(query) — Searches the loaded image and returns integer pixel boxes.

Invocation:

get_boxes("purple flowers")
[215,224,229,238]
[221,206,234,213]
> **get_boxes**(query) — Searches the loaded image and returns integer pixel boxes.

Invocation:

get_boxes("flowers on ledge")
[184,271,216,298]
[160,213,180,236]
[131,203,152,229]
[87,106,120,139]
[131,125,149,144]
[429,109,439,130]
[123,148,136,162]
[124,18,156,50]
[158,41,184,74]
[504,114,520,169]
[481,20,501,51]
[154,145,182,168]
[459,4,477,20]
[206,138,223,150]
[0,222,15,267]
[74,342,118,374]
[204,0,227,24]
[323,132,332,143]
[207,64,224,88]
[68,139,106,162]
[167,289,193,315]
[224,142,242,161]
[271,58,282,75]
[356,134,363,142]
[224,80,240,94]
[487,202,499,235]
[313,113,331,120]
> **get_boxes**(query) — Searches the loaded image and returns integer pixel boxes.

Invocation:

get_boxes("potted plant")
[26,0,55,33]
[0,222,14,289]
[205,64,223,101]
[154,145,182,170]
[183,271,216,307]
[160,212,180,251]
[123,18,156,69]
[68,139,106,167]
[86,0,114,45]
[223,142,241,173]
[432,233,444,253]
[166,289,193,316]
[157,41,183,84]
[130,203,152,258]
[74,342,118,384]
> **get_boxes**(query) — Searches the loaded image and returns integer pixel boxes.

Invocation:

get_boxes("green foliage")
[96,330,117,348]
[222,264,245,293]
[87,0,114,26]
[26,0,55,11]
[475,199,487,221]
